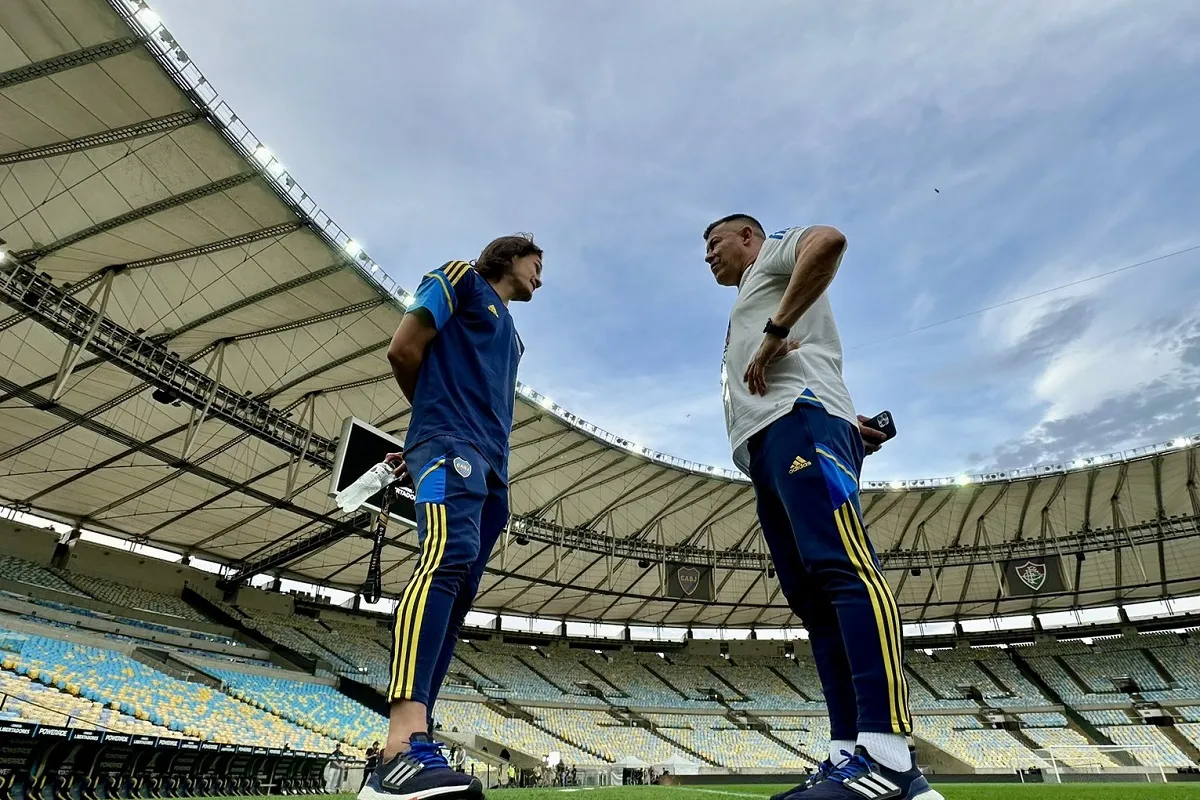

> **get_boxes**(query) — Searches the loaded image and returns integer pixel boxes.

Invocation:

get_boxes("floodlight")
[136,7,161,31]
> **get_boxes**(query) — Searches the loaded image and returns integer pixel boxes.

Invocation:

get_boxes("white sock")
[829,739,856,764]
[857,732,910,772]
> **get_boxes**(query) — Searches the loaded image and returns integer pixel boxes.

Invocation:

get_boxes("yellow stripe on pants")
[834,501,908,733]
[403,503,448,697]
[845,502,912,731]
[388,502,447,700]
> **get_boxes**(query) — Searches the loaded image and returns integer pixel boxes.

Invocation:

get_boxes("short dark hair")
[703,214,765,241]
[472,233,543,280]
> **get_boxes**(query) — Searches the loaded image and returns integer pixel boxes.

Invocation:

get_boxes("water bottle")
[334,463,394,513]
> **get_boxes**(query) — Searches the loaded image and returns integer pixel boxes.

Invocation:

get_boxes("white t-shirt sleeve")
[759,226,810,275]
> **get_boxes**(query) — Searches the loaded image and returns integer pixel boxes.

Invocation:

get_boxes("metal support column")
[917,525,942,601]
[50,271,115,401]
[284,392,318,500]
[977,518,1007,597]
[180,341,228,460]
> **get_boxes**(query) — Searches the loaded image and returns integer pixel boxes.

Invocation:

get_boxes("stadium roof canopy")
[2,0,1199,628]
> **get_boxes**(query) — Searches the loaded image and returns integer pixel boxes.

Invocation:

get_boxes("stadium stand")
[1019,712,1070,727]
[518,647,609,705]
[1024,726,1119,768]
[58,573,210,624]
[534,707,682,763]
[640,712,803,769]
[1175,706,1200,723]
[1081,709,1135,726]
[911,716,1046,770]
[1099,724,1193,768]
[460,641,567,702]
[725,659,821,711]
[0,554,88,597]
[0,669,170,737]
[758,715,831,760]
[7,562,1200,776]
[3,534,1200,785]
[0,628,340,751]
[436,700,603,765]
[905,650,983,710]
[209,668,384,750]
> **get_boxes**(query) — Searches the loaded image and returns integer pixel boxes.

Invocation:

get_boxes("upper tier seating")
[518,648,609,705]
[460,641,569,703]
[436,700,602,765]
[0,555,87,597]
[61,573,209,624]
[534,707,683,762]
[1020,712,1069,727]
[640,712,804,769]
[1080,709,1134,726]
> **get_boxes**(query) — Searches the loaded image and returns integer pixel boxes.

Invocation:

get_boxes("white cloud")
[1034,340,1182,421]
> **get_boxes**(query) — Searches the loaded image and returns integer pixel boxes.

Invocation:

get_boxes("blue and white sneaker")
[802,746,943,799]
[358,733,483,800]
[770,757,840,799]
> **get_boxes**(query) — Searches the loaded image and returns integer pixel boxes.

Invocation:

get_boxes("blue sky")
[151,0,1200,480]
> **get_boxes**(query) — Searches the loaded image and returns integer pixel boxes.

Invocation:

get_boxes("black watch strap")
[764,318,790,338]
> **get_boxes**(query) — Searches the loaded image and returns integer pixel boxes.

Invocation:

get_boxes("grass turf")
[266,783,1200,800]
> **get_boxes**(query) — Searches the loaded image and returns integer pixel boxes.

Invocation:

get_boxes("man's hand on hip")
[743,336,799,396]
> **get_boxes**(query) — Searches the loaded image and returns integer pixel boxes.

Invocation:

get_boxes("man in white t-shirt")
[705,214,940,800]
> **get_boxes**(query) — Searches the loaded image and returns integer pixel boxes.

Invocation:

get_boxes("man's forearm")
[772,226,847,328]
[388,354,420,404]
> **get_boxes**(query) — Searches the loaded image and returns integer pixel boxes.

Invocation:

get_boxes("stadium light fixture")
[344,239,363,258]
[1173,437,1189,449]
[135,6,162,31]
[538,395,554,410]
[253,144,272,166]
[955,474,971,486]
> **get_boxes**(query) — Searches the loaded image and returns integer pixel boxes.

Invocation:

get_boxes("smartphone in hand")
[862,410,897,442]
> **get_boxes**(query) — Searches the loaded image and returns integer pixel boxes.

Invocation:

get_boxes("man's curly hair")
[472,233,542,280]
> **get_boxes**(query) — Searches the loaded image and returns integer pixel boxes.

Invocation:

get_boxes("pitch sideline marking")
[658,788,762,799]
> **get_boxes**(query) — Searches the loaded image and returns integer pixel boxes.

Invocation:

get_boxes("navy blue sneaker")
[802,746,943,799]
[770,757,840,799]
[358,733,483,800]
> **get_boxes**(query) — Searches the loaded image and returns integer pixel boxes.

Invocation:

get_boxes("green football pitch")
[263,783,1200,800]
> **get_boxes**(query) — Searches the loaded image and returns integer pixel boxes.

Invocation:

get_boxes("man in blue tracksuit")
[360,235,543,800]
[705,214,941,800]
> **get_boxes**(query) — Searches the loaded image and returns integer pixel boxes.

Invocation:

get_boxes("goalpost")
[1034,745,1168,784]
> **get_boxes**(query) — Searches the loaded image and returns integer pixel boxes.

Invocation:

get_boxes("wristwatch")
[763,318,790,338]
